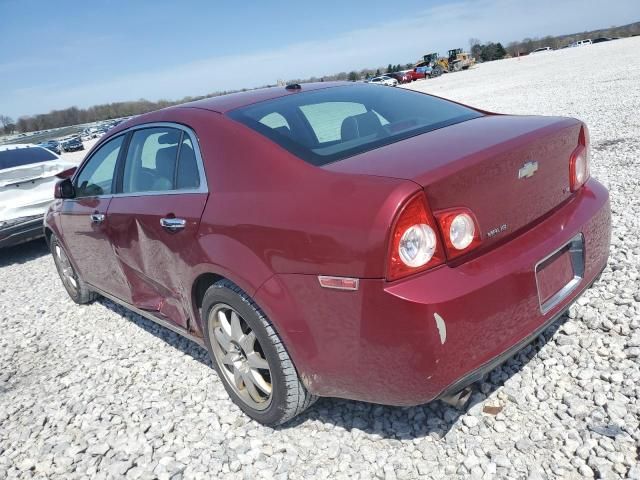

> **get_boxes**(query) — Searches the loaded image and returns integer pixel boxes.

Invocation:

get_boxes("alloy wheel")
[208,304,273,410]
[54,243,78,293]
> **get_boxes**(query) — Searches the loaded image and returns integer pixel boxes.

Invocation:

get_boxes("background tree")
[0,115,13,132]
[347,71,359,82]
[7,21,639,135]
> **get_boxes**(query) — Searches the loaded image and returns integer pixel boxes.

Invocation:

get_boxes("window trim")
[71,122,208,199]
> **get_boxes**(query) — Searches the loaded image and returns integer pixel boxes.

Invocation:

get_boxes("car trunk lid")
[325,114,583,249]
[0,160,76,222]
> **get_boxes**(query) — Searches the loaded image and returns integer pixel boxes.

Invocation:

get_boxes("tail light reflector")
[387,193,445,281]
[570,126,590,192]
[318,276,359,291]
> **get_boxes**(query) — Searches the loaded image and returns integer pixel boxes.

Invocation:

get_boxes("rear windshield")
[0,146,58,170]
[228,84,482,166]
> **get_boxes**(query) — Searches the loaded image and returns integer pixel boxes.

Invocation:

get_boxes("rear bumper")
[255,179,611,405]
[0,217,45,248]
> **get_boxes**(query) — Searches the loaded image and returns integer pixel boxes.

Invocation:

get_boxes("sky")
[1,0,639,119]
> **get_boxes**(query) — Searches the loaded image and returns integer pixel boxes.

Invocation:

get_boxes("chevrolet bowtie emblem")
[518,161,539,179]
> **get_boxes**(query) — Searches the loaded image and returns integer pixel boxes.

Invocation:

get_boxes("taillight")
[387,193,445,281]
[435,208,481,259]
[569,126,590,192]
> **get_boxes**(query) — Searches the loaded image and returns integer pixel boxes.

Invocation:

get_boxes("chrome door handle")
[90,213,105,224]
[160,217,186,231]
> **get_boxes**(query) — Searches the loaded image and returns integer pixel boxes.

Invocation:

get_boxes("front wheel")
[202,280,317,426]
[50,234,97,304]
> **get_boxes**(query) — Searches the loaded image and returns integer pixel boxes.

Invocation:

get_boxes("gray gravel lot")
[1,38,639,479]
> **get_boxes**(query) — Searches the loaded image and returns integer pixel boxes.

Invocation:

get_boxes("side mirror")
[54,178,75,199]
[56,166,77,179]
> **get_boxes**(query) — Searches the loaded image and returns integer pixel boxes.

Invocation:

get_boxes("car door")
[59,134,133,301]
[106,124,208,330]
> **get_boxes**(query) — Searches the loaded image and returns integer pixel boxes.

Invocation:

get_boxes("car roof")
[0,143,40,152]
[178,81,349,113]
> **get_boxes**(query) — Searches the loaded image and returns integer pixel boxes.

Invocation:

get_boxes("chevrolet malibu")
[45,82,611,425]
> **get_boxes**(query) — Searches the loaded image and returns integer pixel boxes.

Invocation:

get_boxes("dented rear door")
[105,124,208,330]
[106,193,207,329]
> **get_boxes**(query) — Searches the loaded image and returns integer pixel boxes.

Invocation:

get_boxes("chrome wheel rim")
[208,304,272,410]
[54,243,78,292]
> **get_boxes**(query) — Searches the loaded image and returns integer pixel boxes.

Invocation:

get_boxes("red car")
[407,68,428,81]
[46,82,610,426]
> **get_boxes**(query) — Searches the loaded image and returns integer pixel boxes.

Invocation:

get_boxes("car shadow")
[0,238,50,267]
[97,297,212,368]
[282,316,567,439]
[96,294,566,439]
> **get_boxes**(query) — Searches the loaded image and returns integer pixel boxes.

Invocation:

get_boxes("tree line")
[3,21,638,135]
[503,21,640,57]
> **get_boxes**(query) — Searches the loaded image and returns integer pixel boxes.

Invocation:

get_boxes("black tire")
[202,280,317,426]
[50,234,97,304]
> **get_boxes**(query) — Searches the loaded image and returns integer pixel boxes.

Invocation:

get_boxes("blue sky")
[1,0,638,118]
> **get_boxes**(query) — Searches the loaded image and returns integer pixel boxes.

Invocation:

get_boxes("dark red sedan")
[45,82,611,426]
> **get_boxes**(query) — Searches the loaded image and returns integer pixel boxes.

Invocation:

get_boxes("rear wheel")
[202,280,317,426]
[50,234,96,304]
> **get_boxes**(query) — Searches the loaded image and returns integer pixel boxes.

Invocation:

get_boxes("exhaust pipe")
[440,386,473,409]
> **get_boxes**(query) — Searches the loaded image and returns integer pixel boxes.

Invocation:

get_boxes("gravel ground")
[2,38,640,480]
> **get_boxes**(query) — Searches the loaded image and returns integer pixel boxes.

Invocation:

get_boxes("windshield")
[0,147,58,170]
[228,84,482,166]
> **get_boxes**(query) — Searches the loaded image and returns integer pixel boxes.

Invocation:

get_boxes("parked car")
[530,47,552,54]
[408,67,430,80]
[82,127,99,139]
[62,137,84,152]
[367,75,398,86]
[592,37,612,44]
[37,140,62,155]
[0,144,76,248]
[570,39,592,47]
[384,71,411,84]
[46,82,611,426]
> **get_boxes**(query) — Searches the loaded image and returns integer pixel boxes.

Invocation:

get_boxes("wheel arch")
[44,226,54,247]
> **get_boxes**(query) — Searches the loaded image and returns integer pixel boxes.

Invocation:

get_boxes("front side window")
[228,84,482,166]
[75,136,123,197]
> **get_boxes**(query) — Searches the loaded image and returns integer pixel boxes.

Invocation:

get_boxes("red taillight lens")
[435,208,481,259]
[387,193,445,281]
[570,126,590,192]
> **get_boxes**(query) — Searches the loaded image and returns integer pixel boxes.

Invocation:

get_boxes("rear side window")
[122,127,181,193]
[121,127,201,194]
[0,147,57,170]
[228,84,482,166]
[176,136,200,190]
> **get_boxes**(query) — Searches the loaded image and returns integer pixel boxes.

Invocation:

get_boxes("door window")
[75,135,123,197]
[122,127,182,193]
[176,136,200,190]
[121,127,201,193]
